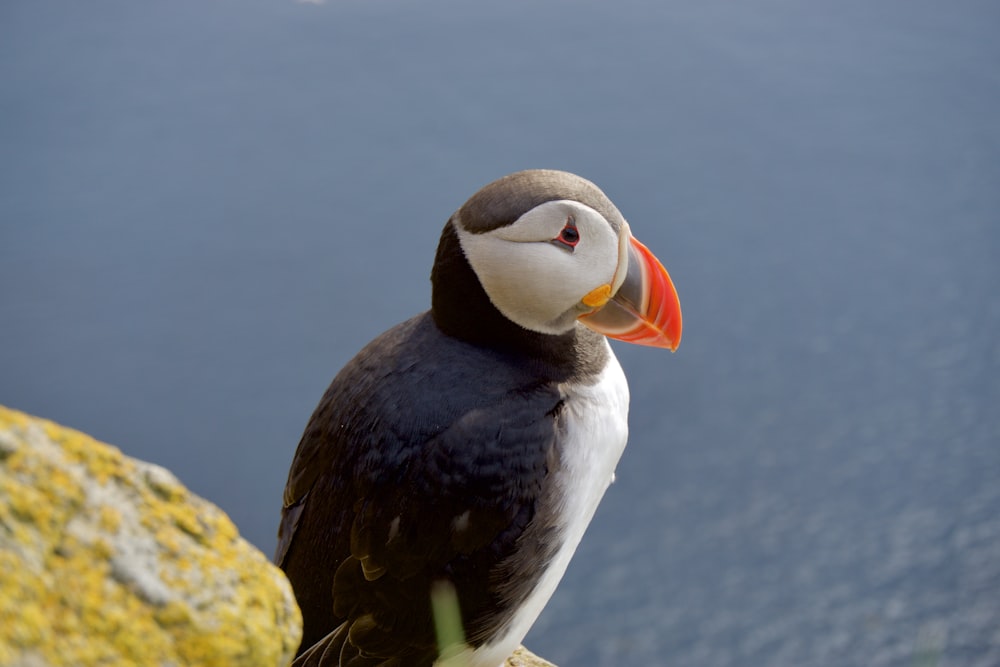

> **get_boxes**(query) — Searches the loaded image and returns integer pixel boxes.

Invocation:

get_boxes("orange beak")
[579,235,682,350]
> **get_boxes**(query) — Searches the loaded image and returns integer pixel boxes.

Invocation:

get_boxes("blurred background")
[2,1,998,665]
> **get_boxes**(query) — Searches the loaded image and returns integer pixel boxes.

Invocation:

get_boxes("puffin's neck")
[430,221,604,377]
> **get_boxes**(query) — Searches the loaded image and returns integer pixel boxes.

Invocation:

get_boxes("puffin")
[275,169,682,667]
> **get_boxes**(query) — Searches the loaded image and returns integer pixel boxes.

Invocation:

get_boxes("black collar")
[430,221,608,383]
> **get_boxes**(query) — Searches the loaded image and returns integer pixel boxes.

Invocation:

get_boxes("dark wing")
[275,315,565,663]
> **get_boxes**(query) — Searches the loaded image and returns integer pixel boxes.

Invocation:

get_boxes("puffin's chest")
[468,349,630,667]
[552,353,630,529]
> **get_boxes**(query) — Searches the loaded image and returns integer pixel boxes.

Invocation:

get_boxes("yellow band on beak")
[582,284,612,309]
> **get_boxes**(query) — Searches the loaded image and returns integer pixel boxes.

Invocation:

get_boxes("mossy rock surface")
[505,646,557,666]
[0,405,302,667]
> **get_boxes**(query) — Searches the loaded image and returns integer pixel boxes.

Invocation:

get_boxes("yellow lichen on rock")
[506,646,558,667]
[0,405,302,667]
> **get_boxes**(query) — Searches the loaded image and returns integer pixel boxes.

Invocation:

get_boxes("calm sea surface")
[2,1,998,664]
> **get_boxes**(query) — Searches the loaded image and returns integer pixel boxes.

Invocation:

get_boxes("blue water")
[2,1,999,664]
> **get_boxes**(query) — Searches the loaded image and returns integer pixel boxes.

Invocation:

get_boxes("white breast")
[455,340,630,667]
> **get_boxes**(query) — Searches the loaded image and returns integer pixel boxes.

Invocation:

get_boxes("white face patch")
[457,200,622,335]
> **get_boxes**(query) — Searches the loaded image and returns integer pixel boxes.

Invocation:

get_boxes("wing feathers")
[278,315,569,663]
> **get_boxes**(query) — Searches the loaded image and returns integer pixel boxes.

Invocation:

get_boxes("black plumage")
[277,312,605,664]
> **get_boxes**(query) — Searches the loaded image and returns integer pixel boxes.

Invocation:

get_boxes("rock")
[0,405,302,667]
[506,646,558,667]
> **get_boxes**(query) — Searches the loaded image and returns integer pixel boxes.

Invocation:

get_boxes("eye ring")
[553,216,580,250]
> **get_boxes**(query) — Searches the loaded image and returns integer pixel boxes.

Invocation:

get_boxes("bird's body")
[276,170,681,666]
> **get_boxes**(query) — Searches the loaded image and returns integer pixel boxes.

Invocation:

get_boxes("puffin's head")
[433,169,682,351]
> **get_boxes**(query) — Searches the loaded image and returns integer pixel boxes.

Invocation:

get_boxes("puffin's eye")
[553,217,580,250]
